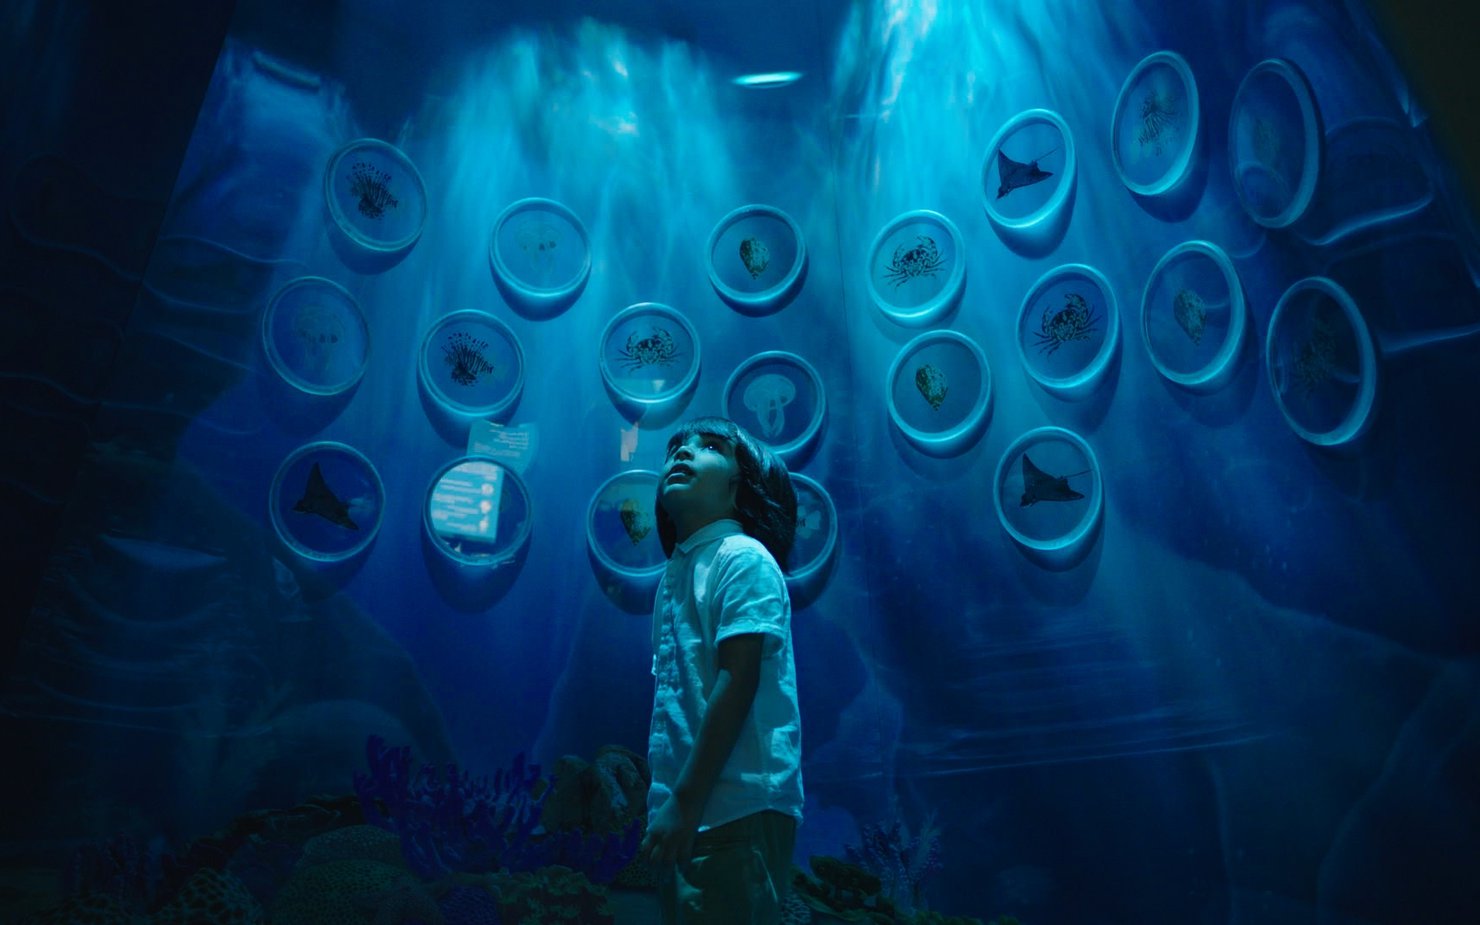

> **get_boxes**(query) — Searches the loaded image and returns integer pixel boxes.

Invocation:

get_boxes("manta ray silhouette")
[1020,453,1090,507]
[997,146,1058,199]
[294,462,359,530]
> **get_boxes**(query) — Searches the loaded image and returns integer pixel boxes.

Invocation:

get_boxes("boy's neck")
[672,512,736,546]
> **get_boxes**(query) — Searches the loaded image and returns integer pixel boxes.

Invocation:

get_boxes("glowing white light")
[732,71,803,89]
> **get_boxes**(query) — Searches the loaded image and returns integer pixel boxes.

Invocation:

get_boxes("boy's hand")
[640,795,699,866]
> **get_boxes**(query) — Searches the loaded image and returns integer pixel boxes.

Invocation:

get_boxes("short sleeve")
[711,540,788,657]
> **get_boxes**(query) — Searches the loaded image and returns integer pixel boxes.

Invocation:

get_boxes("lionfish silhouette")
[1020,454,1091,507]
[997,146,1059,199]
[294,462,359,530]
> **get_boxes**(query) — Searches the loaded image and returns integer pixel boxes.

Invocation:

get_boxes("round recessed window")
[1265,277,1378,448]
[1016,264,1120,399]
[489,198,591,314]
[261,276,370,397]
[865,210,967,327]
[982,109,1076,231]
[586,470,666,579]
[993,427,1103,567]
[787,473,838,587]
[1229,58,1322,228]
[270,441,384,563]
[886,330,992,457]
[417,310,524,418]
[1111,51,1200,197]
[1141,241,1246,391]
[323,139,427,268]
[423,456,533,567]
[598,303,701,407]
[723,352,826,462]
[706,204,807,314]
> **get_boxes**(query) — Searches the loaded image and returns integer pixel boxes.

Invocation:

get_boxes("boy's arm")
[670,632,764,827]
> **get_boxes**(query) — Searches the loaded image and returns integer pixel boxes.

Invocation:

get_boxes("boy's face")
[660,430,740,523]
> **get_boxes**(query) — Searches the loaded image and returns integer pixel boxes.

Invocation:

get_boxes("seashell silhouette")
[739,237,770,279]
[915,363,948,410]
[618,498,652,544]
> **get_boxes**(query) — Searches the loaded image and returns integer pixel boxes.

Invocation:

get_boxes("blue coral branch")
[354,735,549,880]
[353,736,641,884]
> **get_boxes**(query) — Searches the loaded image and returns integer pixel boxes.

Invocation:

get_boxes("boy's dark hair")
[656,416,798,569]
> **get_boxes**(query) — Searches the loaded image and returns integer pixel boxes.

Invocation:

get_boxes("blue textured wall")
[4,1,1478,922]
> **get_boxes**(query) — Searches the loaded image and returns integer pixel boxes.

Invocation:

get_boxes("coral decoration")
[24,892,137,925]
[353,736,643,884]
[354,736,547,880]
[437,884,503,925]
[151,868,264,925]
[493,865,614,925]
[65,834,160,913]
[844,815,944,910]
[297,826,405,871]
[269,858,427,925]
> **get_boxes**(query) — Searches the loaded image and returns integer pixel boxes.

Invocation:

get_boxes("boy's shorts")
[659,810,798,925]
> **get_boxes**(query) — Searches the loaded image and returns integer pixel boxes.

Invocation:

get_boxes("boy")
[640,417,803,924]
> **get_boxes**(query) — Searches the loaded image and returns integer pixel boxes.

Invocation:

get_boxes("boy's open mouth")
[665,464,693,481]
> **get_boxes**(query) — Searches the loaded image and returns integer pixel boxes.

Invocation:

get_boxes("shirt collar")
[675,518,743,555]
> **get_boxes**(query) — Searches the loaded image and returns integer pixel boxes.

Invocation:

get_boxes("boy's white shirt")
[648,518,805,832]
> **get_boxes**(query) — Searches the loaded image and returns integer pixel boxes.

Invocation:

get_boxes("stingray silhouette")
[997,146,1058,199]
[1020,454,1090,507]
[294,462,359,530]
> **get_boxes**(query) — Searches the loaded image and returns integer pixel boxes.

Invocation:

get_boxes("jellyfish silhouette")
[743,373,796,439]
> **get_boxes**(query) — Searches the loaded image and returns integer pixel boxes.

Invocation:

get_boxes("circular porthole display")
[707,205,807,314]
[865,210,967,327]
[1229,58,1322,228]
[1141,241,1247,391]
[598,302,701,407]
[270,441,384,563]
[586,470,665,579]
[1112,51,1201,197]
[1016,264,1120,399]
[1265,277,1378,448]
[324,139,427,272]
[261,277,370,397]
[489,198,592,315]
[982,109,1077,237]
[423,456,533,567]
[418,310,524,419]
[787,473,838,588]
[993,426,1103,568]
[723,352,826,463]
[886,330,992,457]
